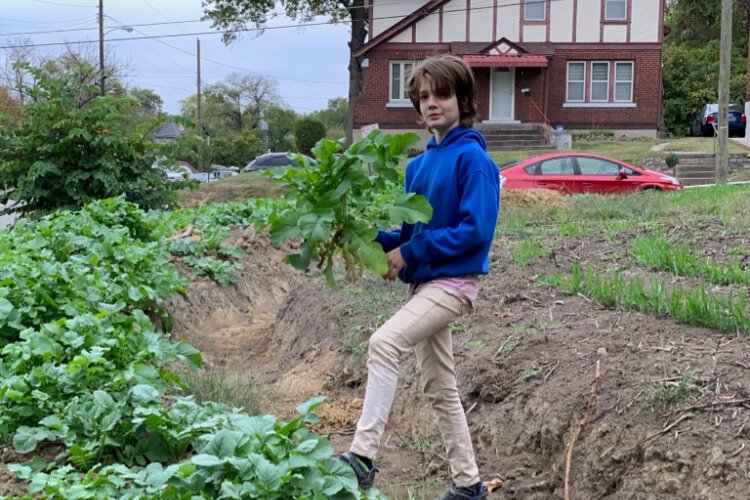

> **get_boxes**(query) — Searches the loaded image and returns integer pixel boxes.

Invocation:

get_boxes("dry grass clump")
[503,188,568,210]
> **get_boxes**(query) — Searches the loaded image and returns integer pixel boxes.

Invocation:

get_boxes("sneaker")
[441,481,488,500]
[339,451,378,490]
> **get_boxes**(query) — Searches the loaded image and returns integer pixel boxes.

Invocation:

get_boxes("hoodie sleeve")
[399,154,499,265]
[375,228,401,253]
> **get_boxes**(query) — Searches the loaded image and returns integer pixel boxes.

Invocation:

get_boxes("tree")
[0,63,176,216]
[202,0,367,145]
[293,117,326,155]
[265,104,299,151]
[309,96,347,137]
[662,0,748,134]
[0,85,22,123]
[210,131,267,166]
[205,73,279,133]
[129,87,164,117]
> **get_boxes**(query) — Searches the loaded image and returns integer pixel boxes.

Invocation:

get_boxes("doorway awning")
[463,54,548,68]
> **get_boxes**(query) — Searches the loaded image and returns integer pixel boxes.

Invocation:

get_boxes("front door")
[491,67,515,122]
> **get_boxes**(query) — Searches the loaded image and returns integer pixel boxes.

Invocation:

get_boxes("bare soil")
[3,190,749,499]
[164,190,750,499]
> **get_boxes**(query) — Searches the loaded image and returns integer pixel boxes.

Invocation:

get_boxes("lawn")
[489,136,749,167]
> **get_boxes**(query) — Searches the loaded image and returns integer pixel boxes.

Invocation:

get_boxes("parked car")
[242,153,315,172]
[691,103,747,137]
[500,153,682,195]
[164,170,188,182]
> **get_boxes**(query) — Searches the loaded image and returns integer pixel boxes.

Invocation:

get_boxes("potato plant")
[267,131,432,286]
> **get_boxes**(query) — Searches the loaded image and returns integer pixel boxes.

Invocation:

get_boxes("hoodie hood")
[425,126,488,151]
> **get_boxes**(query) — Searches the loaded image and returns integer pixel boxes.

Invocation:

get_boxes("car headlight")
[659,175,681,185]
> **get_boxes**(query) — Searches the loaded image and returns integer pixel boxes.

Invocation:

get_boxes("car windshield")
[707,104,742,113]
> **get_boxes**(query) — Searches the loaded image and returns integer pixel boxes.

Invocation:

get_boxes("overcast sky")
[1,0,351,115]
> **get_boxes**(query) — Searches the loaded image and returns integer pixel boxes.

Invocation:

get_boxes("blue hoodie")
[376,126,500,283]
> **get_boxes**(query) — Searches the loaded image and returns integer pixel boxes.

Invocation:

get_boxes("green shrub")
[293,117,327,156]
[571,130,616,142]
[0,62,177,217]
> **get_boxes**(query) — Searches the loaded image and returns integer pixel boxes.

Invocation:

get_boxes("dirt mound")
[163,225,750,498]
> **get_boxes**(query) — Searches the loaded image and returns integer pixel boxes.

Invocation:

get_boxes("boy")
[340,54,500,500]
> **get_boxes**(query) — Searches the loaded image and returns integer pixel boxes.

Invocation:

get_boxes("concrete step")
[490,145,556,152]
[478,123,537,131]
[482,130,543,137]
[681,178,716,186]
[486,139,546,146]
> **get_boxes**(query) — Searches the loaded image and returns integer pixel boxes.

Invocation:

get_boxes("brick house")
[353,0,665,141]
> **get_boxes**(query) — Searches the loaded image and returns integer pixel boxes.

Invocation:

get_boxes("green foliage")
[511,239,551,266]
[632,235,750,286]
[665,153,680,169]
[293,117,327,156]
[0,197,381,498]
[662,4,749,136]
[265,104,299,152]
[544,264,750,334]
[571,130,615,142]
[267,130,432,286]
[0,63,177,216]
[309,97,348,134]
[210,130,267,168]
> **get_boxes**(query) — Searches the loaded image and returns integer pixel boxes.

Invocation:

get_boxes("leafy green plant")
[0,63,177,217]
[664,153,680,170]
[267,130,432,286]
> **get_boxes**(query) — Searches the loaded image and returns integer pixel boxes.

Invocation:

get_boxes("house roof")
[354,0,452,57]
[463,54,549,68]
[153,121,182,140]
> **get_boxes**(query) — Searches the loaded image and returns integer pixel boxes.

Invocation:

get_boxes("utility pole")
[197,37,203,170]
[98,0,105,96]
[717,0,732,184]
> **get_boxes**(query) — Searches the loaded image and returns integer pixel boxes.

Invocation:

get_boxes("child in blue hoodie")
[340,54,500,500]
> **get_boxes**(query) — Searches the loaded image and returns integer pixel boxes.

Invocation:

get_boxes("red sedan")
[500,153,682,194]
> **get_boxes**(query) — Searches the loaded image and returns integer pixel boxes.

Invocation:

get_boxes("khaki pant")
[350,286,481,487]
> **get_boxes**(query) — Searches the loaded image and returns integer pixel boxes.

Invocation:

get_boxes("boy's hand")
[384,247,406,281]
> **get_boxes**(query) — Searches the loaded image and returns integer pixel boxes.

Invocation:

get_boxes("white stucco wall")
[415,12,440,42]
[469,0,494,42]
[370,0,421,38]
[550,0,574,42]
[603,24,628,42]
[576,0,601,42]
[631,0,660,42]
[443,0,467,41]
[497,2,520,41]
[523,25,547,43]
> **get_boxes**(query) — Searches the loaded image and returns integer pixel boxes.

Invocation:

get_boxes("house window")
[605,0,627,20]
[566,62,585,102]
[390,61,414,102]
[614,62,633,101]
[524,0,546,21]
[590,62,610,101]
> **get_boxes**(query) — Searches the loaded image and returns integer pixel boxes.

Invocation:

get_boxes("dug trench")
[165,196,750,499]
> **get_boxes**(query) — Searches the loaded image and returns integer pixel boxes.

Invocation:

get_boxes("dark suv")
[691,103,746,137]
[242,153,315,172]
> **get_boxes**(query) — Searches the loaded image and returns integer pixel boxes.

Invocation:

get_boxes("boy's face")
[418,76,460,140]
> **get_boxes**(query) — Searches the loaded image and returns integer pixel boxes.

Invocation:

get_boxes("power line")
[25,0,95,7]
[0,0,573,47]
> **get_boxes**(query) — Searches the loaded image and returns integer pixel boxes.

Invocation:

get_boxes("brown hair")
[406,54,478,128]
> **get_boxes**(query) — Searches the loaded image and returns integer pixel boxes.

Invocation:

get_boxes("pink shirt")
[406,276,480,307]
